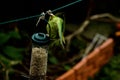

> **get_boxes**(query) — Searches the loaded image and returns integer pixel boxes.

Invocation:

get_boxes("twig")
[65,20,90,51]
[49,49,84,67]
[90,13,120,22]
[0,61,6,68]
[5,70,9,80]
[86,0,95,19]
[65,13,120,51]
[13,69,29,78]
[20,62,29,73]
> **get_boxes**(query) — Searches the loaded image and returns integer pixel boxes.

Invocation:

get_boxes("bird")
[46,10,65,48]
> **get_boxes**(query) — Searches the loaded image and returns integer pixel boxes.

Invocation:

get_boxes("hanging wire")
[0,0,82,25]
[52,0,82,12]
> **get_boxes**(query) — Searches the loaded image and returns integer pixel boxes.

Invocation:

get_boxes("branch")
[65,13,120,51]
[90,13,120,22]
[5,70,9,80]
[65,20,90,51]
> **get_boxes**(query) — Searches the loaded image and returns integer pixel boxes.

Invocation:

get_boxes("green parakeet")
[46,13,65,48]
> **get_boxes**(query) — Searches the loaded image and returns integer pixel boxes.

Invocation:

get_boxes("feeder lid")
[32,32,50,46]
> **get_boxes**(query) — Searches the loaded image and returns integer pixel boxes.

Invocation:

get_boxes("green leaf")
[63,65,71,71]
[3,46,24,60]
[0,33,10,45]
[49,56,59,64]
[0,54,12,66]
[0,31,21,45]
[9,31,21,39]
[0,54,21,67]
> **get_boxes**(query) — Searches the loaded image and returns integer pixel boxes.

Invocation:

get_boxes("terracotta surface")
[56,38,114,80]
[56,69,76,80]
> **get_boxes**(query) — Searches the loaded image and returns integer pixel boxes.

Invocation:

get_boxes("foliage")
[47,36,87,79]
[0,30,29,80]
[92,54,120,80]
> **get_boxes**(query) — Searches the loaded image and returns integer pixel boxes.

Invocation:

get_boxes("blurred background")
[0,0,120,80]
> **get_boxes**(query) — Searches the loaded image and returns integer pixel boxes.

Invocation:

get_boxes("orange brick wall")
[56,38,114,80]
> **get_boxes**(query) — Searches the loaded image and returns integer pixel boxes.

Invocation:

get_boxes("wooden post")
[29,47,48,80]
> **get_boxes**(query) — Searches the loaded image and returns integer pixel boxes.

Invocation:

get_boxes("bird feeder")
[29,32,50,80]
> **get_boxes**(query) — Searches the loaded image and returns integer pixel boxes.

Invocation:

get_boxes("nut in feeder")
[30,31,50,80]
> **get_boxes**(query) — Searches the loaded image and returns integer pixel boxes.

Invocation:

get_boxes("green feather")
[46,14,65,48]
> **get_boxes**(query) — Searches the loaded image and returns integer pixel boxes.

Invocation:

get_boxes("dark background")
[0,0,119,35]
[0,0,88,22]
[0,0,119,20]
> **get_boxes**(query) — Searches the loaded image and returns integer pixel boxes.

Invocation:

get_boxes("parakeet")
[46,12,65,48]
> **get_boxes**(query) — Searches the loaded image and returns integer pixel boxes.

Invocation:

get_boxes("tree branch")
[65,13,120,51]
